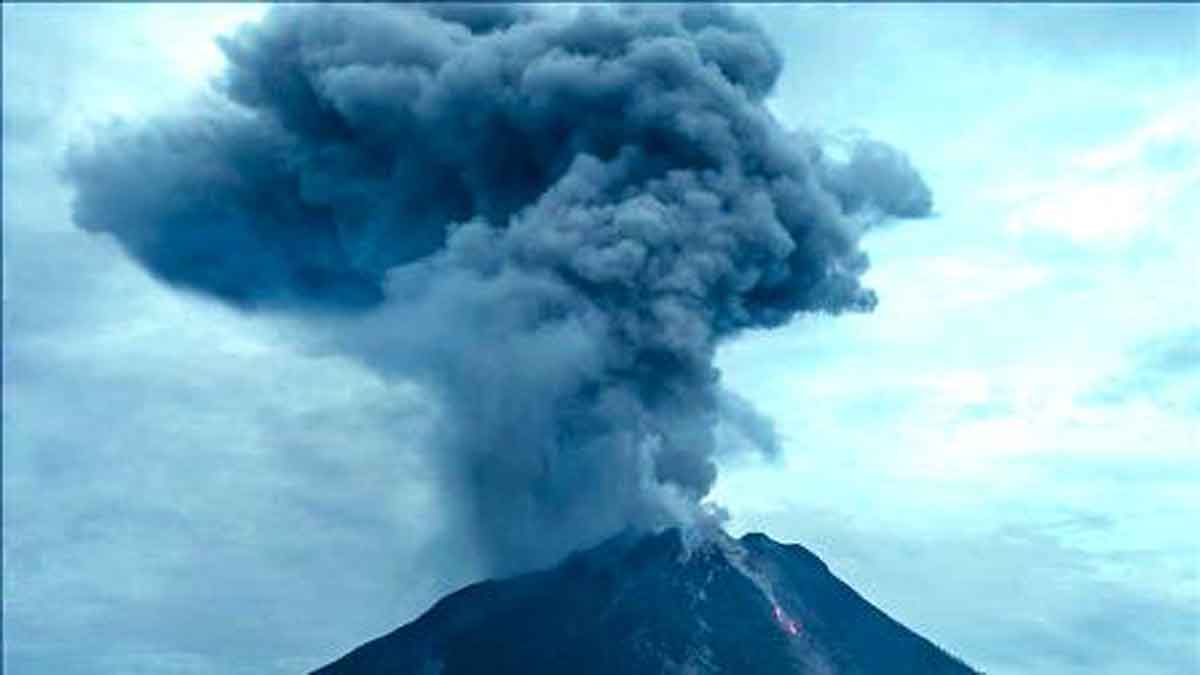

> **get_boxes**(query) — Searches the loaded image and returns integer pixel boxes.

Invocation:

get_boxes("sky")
[3,3,1198,675]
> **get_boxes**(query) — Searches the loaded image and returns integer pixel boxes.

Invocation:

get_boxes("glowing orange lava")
[772,603,801,636]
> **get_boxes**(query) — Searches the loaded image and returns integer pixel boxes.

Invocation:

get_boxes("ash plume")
[66,4,932,573]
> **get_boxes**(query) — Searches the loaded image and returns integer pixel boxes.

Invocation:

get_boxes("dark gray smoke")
[66,4,931,573]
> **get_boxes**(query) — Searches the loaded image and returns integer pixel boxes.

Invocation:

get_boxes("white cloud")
[1001,101,1200,245]
[1006,172,1195,244]
[133,4,268,85]
[1074,101,1200,172]
[861,251,1051,327]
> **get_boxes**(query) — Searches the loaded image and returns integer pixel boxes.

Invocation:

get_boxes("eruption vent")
[66,4,932,573]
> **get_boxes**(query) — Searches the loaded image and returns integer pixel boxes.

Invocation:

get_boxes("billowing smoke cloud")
[66,4,931,573]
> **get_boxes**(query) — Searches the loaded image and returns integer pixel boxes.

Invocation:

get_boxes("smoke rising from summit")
[66,4,932,572]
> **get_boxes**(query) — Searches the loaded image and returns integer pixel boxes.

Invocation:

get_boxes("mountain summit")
[313,529,977,674]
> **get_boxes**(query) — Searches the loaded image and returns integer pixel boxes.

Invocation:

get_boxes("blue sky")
[3,4,1197,674]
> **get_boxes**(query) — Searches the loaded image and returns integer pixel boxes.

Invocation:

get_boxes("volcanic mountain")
[313,529,977,674]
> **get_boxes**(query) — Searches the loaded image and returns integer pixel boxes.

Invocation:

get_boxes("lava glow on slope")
[772,603,802,636]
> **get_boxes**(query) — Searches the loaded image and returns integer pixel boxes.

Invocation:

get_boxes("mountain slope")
[313,529,977,675]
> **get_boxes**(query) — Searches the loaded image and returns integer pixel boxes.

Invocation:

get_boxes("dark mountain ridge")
[314,529,978,674]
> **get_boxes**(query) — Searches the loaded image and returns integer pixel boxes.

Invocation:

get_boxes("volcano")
[313,529,977,674]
